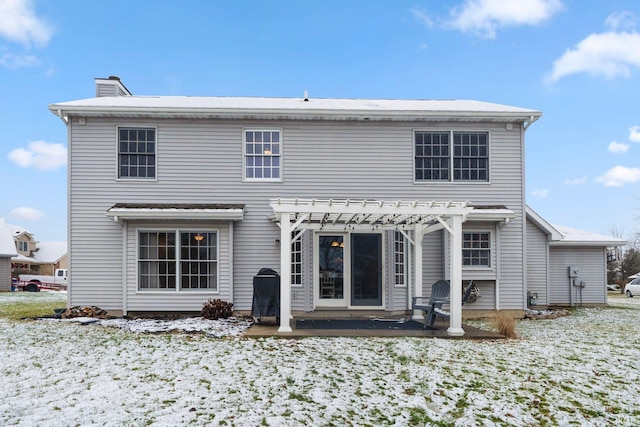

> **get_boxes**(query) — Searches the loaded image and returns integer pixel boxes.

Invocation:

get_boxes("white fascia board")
[550,240,627,247]
[48,105,542,123]
[525,205,563,240]
[105,207,244,222]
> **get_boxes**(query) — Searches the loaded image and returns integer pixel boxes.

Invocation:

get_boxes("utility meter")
[568,266,579,278]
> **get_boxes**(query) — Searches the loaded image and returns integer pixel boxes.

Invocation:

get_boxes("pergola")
[270,198,474,336]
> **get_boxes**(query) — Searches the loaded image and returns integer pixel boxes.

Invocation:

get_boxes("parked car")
[607,284,621,292]
[624,278,640,297]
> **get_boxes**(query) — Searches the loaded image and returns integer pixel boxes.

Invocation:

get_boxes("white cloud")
[564,177,587,185]
[532,188,549,198]
[8,207,44,221]
[608,141,630,154]
[410,7,435,28]
[547,31,640,83]
[8,140,67,170]
[447,0,563,39]
[0,0,53,47]
[605,11,638,31]
[0,52,40,68]
[595,166,640,187]
[629,126,640,142]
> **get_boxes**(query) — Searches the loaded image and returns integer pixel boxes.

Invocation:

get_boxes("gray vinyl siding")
[0,258,10,291]
[549,246,608,306]
[68,117,526,312]
[526,218,549,307]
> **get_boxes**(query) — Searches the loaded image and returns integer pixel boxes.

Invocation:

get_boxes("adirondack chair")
[411,280,450,329]
[412,280,477,328]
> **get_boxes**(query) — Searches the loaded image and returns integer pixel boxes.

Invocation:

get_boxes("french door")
[315,233,382,308]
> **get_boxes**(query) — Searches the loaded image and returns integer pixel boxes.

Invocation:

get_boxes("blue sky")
[1,0,639,242]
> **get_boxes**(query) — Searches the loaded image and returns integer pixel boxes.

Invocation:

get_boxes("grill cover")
[251,268,281,319]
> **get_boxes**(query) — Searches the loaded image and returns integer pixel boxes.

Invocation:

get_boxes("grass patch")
[0,292,67,320]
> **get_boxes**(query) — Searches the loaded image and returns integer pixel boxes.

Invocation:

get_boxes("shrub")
[493,311,518,339]
[201,299,234,320]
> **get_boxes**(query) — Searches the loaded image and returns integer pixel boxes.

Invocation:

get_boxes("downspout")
[520,121,528,311]
[65,111,71,310]
[55,109,69,125]
[122,221,128,315]
[495,223,501,310]
[228,222,234,303]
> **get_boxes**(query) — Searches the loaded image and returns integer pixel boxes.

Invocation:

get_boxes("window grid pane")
[394,231,406,286]
[245,130,281,180]
[462,232,491,267]
[139,232,176,289]
[414,132,450,181]
[291,233,302,286]
[180,232,218,290]
[138,231,218,291]
[118,128,156,179]
[453,132,488,181]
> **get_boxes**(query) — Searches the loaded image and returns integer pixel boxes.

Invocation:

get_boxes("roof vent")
[304,90,309,102]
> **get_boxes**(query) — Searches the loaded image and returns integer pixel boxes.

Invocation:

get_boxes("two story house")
[49,77,623,335]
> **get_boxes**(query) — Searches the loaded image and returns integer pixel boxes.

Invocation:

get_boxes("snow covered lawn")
[1,292,640,426]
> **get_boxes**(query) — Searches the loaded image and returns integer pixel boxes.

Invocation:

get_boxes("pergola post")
[448,214,465,336]
[412,224,424,319]
[278,212,293,332]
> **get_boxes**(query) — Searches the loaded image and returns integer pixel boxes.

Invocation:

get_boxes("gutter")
[49,105,543,123]
[53,109,69,124]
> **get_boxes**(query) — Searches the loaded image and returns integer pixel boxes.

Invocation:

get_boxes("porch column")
[448,214,464,336]
[278,212,293,333]
[412,224,424,319]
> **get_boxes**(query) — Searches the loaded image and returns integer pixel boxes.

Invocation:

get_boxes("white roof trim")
[106,205,244,223]
[549,224,627,247]
[49,96,542,123]
[525,205,563,240]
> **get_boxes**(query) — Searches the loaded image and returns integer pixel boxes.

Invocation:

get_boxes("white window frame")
[291,233,303,287]
[18,241,28,252]
[116,126,158,180]
[243,128,283,182]
[137,229,220,292]
[414,130,490,183]
[462,231,492,269]
[393,231,407,288]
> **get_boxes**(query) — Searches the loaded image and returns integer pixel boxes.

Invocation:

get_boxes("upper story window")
[244,129,281,181]
[18,241,28,252]
[415,131,489,182]
[463,232,491,267]
[118,127,156,179]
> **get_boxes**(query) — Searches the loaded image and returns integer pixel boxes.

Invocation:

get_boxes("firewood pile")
[61,306,108,319]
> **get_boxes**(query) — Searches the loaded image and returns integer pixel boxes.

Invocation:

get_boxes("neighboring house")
[48,76,623,335]
[526,207,625,308]
[4,219,68,277]
[0,219,18,291]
